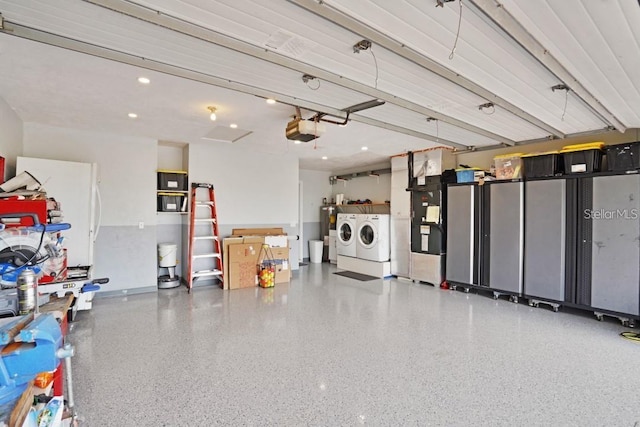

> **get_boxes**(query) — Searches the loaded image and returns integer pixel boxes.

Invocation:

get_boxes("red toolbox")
[0,199,47,227]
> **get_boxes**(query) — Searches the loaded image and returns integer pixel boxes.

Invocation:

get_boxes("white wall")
[158,144,185,172]
[0,97,23,180]
[188,142,299,226]
[300,169,332,222]
[23,123,157,293]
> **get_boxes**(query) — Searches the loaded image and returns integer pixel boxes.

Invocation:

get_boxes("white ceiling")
[0,0,637,172]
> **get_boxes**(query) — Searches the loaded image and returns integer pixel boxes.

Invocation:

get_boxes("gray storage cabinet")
[588,175,640,316]
[524,179,567,302]
[484,181,524,295]
[446,184,480,286]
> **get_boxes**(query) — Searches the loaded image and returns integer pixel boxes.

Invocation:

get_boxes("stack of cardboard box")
[223,228,291,290]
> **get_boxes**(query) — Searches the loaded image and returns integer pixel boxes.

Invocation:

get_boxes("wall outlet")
[138,221,144,229]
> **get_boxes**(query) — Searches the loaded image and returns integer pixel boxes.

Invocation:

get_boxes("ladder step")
[196,201,214,206]
[193,236,218,241]
[195,218,216,223]
[192,253,221,259]
[193,269,223,278]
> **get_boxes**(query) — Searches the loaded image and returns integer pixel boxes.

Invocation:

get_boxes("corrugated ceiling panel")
[132,0,383,87]
[369,45,549,141]
[357,103,499,148]
[128,0,560,139]
[322,0,607,133]
[0,0,373,111]
[501,0,640,127]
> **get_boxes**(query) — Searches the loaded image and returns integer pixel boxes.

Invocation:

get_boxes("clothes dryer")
[356,214,391,262]
[336,213,357,257]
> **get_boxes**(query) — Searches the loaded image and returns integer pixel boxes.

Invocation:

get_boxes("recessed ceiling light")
[230,123,238,129]
[128,113,138,118]
[137,77,150,84]
[294,140,302,145]
[266,98,277,105]
[361,146,368,151]
[322,156,328,160]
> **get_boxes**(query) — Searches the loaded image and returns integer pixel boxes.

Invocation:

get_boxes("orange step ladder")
[187,183,223,291]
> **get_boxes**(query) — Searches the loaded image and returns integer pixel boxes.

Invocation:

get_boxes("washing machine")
[357,214,391,262]
[336,213,357,257]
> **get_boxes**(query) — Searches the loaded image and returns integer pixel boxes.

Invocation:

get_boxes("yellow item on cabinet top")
[560,142,605,153]
[520,151,560,157]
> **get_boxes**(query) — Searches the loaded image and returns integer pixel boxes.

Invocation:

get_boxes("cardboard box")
[223,236,263,289]
[228,243,260,289]
[232,228,285,236]
[223,237,290,289]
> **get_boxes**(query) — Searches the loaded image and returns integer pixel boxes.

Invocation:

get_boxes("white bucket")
[309,240,323,264]
[158,243,177,267]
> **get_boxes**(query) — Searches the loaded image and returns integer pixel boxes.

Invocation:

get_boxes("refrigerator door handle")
[94,185,102,242]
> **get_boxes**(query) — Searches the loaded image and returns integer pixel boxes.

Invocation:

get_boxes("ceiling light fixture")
[207,106,217,121]
[266,98,277,105]
[322,156,328,160]
[230,123,238,129]
[128,113,138,118]
[294,140,302,145]
[361,146,368,151]
[137,77,150,84]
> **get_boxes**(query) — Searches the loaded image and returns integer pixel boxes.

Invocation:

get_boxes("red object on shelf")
[0,199,47,227]
[0,156,4,184]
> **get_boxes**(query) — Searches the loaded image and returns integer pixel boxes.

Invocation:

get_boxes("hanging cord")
[561,89,569,121]
[552,84,570,121]
[449,0,463,60]
[370,46,379,89]
[314,118,318,150]
[436,119,440,143]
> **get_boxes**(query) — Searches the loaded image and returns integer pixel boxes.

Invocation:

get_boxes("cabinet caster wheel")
[622,320,630,327]
[464,288,470,293]
[493,294,499,300]
[595,314,604,321]
[552,306,559,313]
[509,296,518,304]
[629,321,636,329]
[451,285,457,291]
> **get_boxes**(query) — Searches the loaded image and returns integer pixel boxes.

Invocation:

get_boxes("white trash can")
[309,240,323,264]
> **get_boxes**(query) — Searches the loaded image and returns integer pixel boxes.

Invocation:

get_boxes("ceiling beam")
[467,0,627,133]
[287,0,565,139]
[0,20,468,150]
[80,0,513,146]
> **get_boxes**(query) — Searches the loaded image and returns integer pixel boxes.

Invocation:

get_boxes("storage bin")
[157,170,188,191]
[605,142,640,172]
[455,168,484,183]
[560,142,604,174]
[157,193,184,212]
[493,153,524,180]
[522,151,563,178]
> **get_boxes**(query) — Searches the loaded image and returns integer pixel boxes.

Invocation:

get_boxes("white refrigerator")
[17,157,99,268]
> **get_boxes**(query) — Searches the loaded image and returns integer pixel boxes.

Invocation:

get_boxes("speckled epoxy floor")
[69,263,640,426]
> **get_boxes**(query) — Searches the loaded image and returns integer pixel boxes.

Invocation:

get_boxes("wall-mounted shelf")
[330,168,392,185]
[337,203,390,214]
[157,170,188,213]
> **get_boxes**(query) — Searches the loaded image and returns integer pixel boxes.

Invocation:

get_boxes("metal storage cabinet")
[446,184,480,286]
[484,181,524,296]
[588,174,640,316]
[524,179,567,303]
